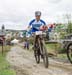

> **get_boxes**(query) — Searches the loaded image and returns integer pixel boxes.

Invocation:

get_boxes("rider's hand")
[40,25,48,31]
[27,26,30,32]
[27,28,29,32]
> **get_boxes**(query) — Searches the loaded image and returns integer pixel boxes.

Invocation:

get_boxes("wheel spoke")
[69,46,72,61]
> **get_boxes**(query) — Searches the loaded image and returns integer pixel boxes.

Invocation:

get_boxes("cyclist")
[27,11,47,47]
[27,11,49,68]
[28,11,46,31]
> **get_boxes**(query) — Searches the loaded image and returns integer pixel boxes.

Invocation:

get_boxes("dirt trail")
[6,46,72,75]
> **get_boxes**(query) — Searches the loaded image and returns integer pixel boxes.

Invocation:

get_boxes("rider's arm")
[27,25,30,29]
[40,19,46,25]
[29,19,35,26]
[40,20,48,30]
[27,19,35,31]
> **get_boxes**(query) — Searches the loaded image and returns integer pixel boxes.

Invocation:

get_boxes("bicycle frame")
[34,33,48,68]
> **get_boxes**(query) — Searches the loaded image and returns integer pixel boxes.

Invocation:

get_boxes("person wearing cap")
[28,11,46,32]
[27,11,46,47]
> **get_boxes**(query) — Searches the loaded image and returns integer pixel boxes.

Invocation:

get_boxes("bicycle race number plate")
[35,31,42,35]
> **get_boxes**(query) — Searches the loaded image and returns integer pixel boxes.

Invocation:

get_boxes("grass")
[57,54,67,60]
[46,43,67,59]
[46,43,59,55]
[0,46,16,75]
[0,45,11,52]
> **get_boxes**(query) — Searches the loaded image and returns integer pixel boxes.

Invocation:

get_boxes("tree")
[67,22,72,33]
[64,14,72,33]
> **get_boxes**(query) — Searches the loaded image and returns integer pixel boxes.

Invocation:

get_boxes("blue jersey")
[29,19,46,32]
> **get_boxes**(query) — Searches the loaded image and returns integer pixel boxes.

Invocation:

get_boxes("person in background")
[26,39,29,50]
[24,40,26,49]
[24,39,29,50]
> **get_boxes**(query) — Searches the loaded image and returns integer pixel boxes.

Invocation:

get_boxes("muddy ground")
[6,46,72,75]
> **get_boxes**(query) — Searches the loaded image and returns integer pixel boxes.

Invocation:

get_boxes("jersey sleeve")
[40,19,46,25]
[29,19,35,26]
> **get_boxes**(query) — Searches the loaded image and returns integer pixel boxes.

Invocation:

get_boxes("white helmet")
[35,11,41,16]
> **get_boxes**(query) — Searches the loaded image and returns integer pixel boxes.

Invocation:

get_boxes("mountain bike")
[33,31,49,68]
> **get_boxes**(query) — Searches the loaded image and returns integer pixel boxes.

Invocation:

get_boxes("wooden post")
[1,39,4,55]
[1,37,5,55]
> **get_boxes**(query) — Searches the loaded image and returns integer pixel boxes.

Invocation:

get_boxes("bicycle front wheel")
[43,48,49,68]
[67,43,72,64]
[41,40,49,68]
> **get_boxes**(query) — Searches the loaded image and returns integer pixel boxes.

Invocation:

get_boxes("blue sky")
[0,0,72,30]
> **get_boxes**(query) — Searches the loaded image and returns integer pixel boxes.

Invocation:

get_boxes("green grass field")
[46,44,67,60]
[0,46,16,75]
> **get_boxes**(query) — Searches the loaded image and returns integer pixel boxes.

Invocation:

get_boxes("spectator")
[24,39,29,50]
